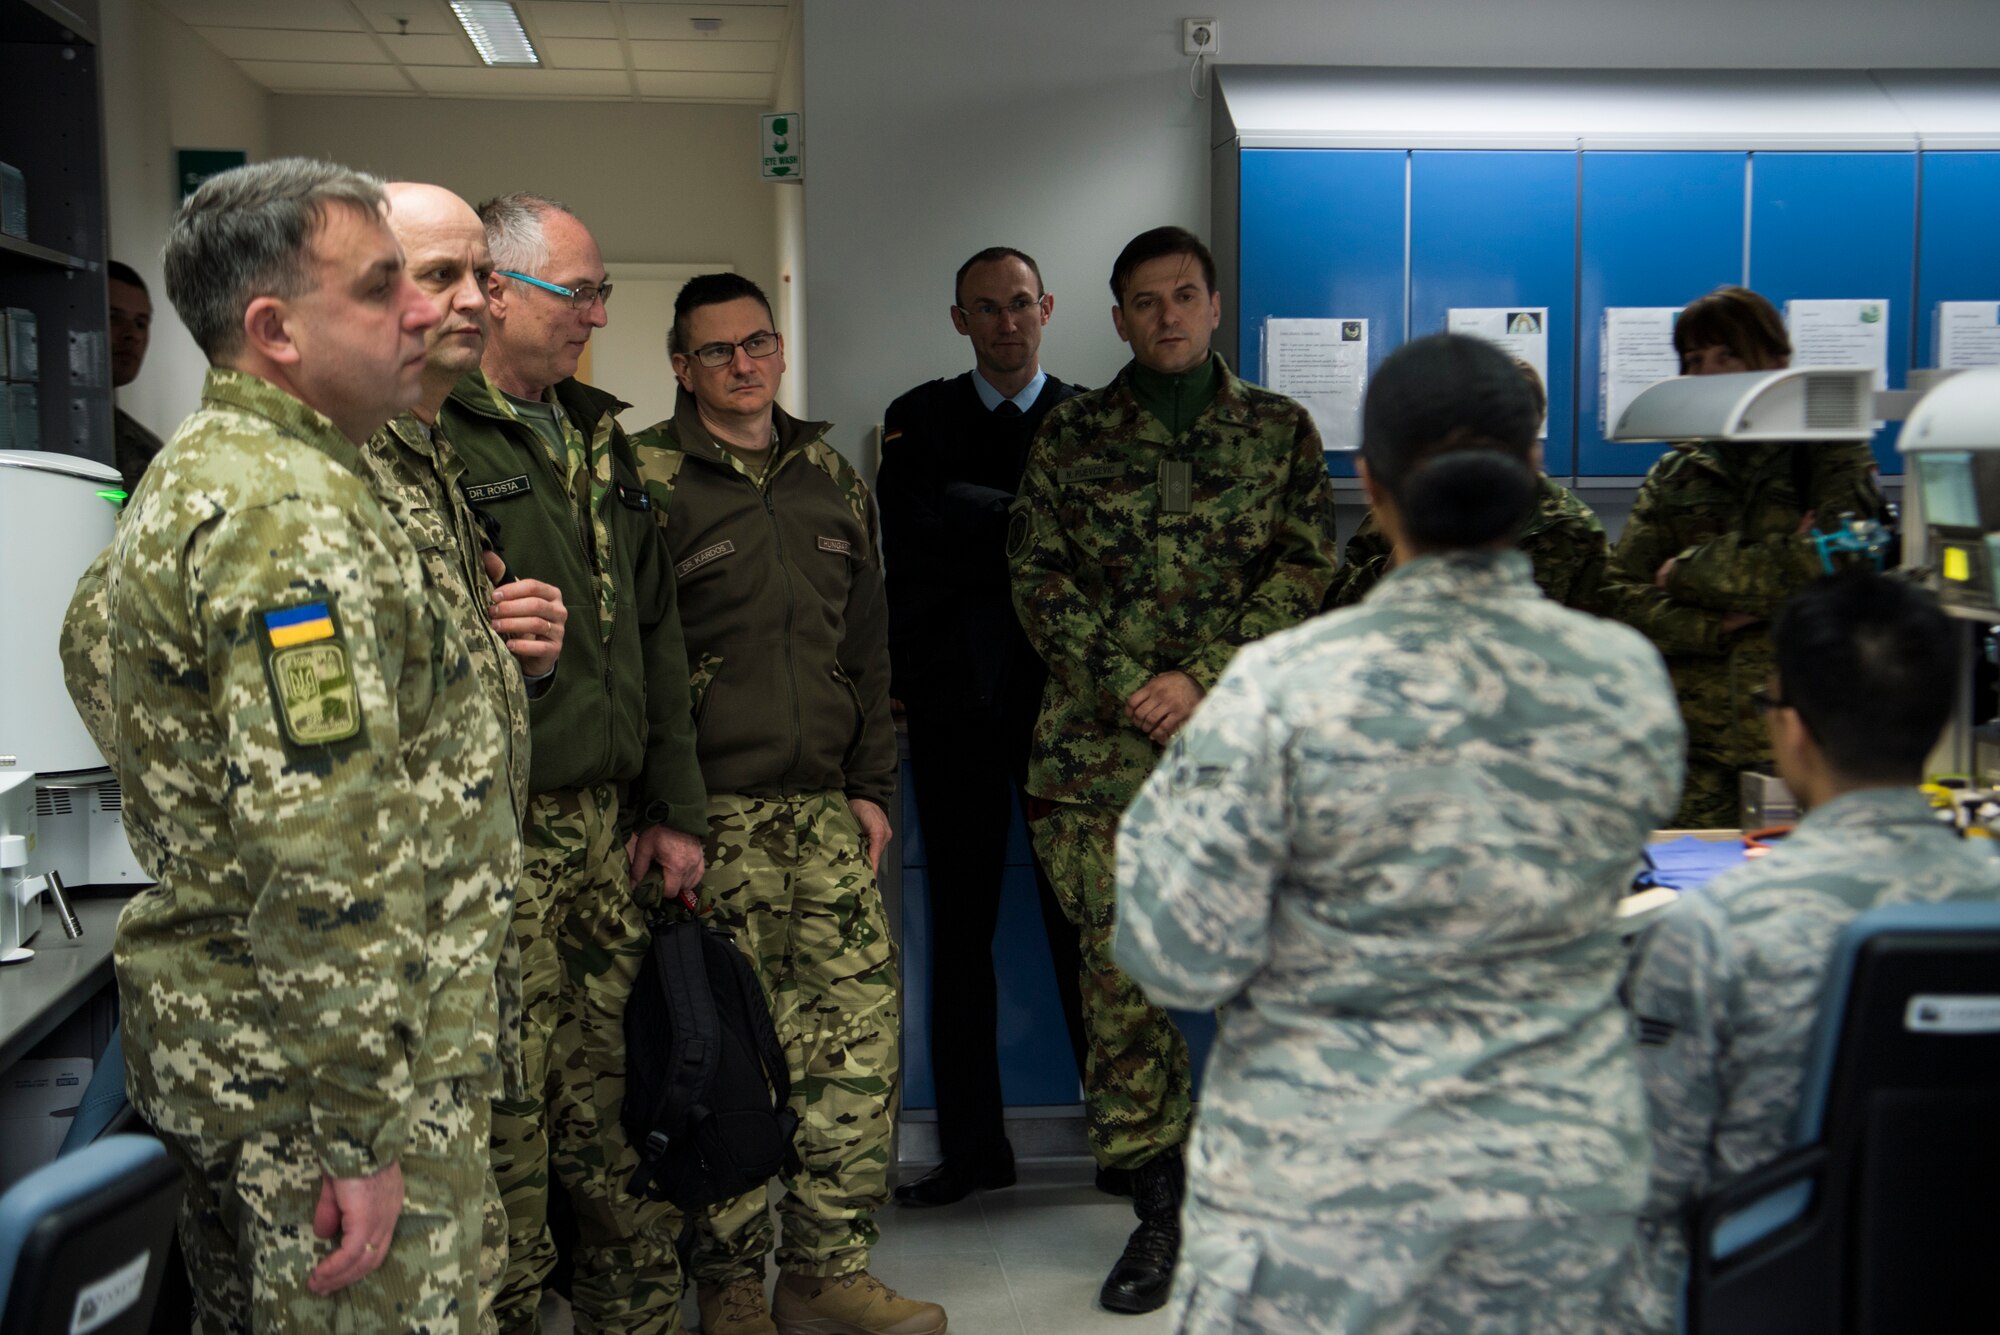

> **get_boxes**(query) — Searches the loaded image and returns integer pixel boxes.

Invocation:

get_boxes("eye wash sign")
[761,114,802,182]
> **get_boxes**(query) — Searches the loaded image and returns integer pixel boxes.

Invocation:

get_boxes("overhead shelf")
[0,232,90,271]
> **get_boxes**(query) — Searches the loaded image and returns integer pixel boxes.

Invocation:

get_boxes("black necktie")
[995,401,1023,419]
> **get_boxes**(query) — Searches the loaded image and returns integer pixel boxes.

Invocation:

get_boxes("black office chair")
[0,1134,183,1335]
[1687,901,2000,1334]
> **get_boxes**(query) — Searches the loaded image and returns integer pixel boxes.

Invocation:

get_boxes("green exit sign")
[177,149,248,201]
[760,113,801,182]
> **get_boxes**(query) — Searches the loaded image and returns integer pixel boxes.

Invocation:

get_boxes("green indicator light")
[96,488,129,504]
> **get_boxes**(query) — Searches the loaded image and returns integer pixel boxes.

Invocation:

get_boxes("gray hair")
[162,157,385,360]
[477,192,574,278]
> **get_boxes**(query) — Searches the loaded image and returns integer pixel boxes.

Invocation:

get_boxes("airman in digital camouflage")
[630,273,944,1335]
[68,157,515,1332]
[1008,225,1338,1315]
[1117,334,1685,1334]
[1605,287,1885,828]
[1619,573,1999,1331]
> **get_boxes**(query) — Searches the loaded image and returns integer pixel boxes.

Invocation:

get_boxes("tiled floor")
[538,1159,1174,1334]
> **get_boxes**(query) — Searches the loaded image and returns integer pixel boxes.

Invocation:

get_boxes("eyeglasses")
[685,331,780,368]
[497,270,613,310]
[1750,686,1790,716]
[954,297,1044,323]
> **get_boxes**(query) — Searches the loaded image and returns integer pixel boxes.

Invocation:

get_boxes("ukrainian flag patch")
[258,600,361,746]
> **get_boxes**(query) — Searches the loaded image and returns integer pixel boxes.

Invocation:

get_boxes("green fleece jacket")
[439,371,705,836]
[630,392,896,808]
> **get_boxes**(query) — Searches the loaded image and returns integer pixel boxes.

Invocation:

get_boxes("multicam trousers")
[689,791,900,1285]
[1031,800,1192,1172]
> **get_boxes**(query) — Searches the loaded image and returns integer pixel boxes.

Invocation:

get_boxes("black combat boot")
[1098,1148,1184,1314]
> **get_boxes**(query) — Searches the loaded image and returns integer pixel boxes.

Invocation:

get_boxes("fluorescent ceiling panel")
[450,0,541,66]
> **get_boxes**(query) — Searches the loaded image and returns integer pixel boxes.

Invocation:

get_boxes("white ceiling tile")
[627,39,774,72]
[538,36,625,69]
[237,60,417,92]
[619,4,786,42]
[198,28,392,63]
[151,0,363,30]
[379,32,475,64]
[521,1,616,39]
[632,69,769,101]
[353,0,458,34]
[409,65,633,97]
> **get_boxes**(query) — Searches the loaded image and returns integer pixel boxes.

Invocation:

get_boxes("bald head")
[385,181,492,385]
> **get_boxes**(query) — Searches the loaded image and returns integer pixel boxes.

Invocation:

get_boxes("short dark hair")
[1109,225,1215,305]
[954,247,1043,306]
[669,272,774,356]
[107,261,147,294]
[1674,285,1791,372]
[1359,333,1540,551]
[1774,572,1957,785]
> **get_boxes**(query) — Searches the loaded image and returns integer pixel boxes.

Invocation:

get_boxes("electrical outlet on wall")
[1184,18,1220,56]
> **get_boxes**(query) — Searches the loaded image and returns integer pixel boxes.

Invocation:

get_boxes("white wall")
[101,0,271,436]
[801,0,2000,468]
[771,4,806,416]
[267,95,777,408]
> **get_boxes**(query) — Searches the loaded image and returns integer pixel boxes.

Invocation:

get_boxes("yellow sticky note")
[1944,547,1971,583]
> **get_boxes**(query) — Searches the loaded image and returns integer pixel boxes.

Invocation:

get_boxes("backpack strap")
[710,927,804,1174]
[629,919,724,1198]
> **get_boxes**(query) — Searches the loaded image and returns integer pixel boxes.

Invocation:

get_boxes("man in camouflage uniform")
[629,273,945,1335]
[439,194,709,1335]
[1619,572,1997,1331]
[1008,225,1338,1314]
[371,181,573,1326]
[66,158,515,1331]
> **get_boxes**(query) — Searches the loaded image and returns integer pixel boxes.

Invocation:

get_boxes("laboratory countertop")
[0,893,126,1071]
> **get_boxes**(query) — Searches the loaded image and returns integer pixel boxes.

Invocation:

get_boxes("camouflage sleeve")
[624,444,709,842]
[59,543,117,764]
[1182,416,1339,690]
[193,498,428,1178]
[1008,427,1155,722]
[839,485,899,808]
[1113,656,1284,1009]
[1325,509,1391,610]
[1605,469,1723,657]
[1528,509,1611,614]
[1627,894,1730,1224]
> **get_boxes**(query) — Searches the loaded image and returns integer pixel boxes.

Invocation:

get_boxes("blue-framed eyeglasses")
[497,269,613,310]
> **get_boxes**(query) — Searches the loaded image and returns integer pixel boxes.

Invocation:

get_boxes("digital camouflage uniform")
[1115,550,1687,1334]
[66,368,516,1333]
[440,372,709,1335]
[1606,441,1883,827]
[1007,355,1338,1172]
[1618,788,2000,1332]
[1326,474,1610,613]
[631,392,899,1285]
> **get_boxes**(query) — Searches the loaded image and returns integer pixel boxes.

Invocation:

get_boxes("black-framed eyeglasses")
[685,331,780,368]
[497,269,613,311]
[1751,686,1789,716]
[953,296,1044,323]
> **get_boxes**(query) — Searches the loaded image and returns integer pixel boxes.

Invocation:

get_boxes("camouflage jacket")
[1008,356,1338,807]
[1618,788,2000,1330]
[75,369,516,1176]
[630,392,896,808]
[1606,440,1883,766]
[1326,473,1610,613]
[1115,550,1685,1225]
[440,372,706,837]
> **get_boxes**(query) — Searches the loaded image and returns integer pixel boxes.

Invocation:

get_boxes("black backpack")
[622,917,801,1208]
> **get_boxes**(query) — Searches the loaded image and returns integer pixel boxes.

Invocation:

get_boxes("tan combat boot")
[698,1277,779,1335]
[771,1271,947,1334]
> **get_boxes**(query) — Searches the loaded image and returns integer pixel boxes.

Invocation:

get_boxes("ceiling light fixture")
[691,17,723,34]
[450,0,541,67]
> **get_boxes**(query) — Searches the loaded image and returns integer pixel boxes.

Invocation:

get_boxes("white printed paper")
[1601,307,1684,437]
[1263,317,1368,450]
[1448,307,1550,436]
[1785,298,1891,389]
[1937,301,2000,370]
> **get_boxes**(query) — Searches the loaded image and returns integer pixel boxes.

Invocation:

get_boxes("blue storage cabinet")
[897,764,1216,1113]
[1748,152,1918,474]
[1409,151,1579,477]
[1577,152,1748,478]
[1916,152,2000,369]
[1238,149,1407,478]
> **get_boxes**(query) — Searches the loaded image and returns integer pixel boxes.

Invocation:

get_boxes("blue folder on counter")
[1638,836,1749,892]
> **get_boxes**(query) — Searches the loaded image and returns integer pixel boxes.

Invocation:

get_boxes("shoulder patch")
[1005,507,1031,562]
[1057,463,1123,485]
[464,474,531,503]
[259,600,361,746]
